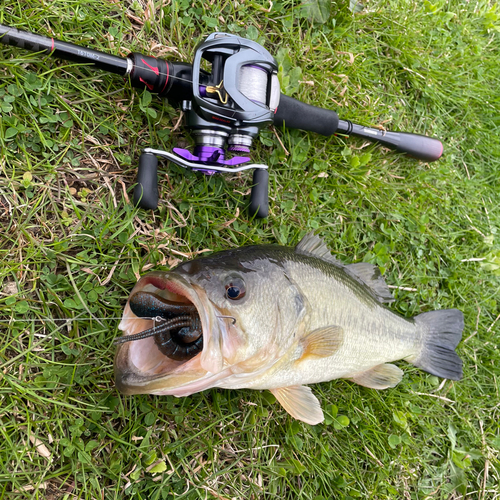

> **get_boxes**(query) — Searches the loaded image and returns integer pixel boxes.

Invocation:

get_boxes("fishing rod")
[0,25,443,218]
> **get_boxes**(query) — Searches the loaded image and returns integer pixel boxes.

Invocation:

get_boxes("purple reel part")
[228,144,251,153]
[172,145,251,175]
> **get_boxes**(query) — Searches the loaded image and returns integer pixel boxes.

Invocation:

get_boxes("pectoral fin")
[300,326,344,360]
[350,363,403,390]
[270,385,324,425]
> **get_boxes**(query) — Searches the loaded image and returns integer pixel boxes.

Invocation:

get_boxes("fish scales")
[213,246,421,390]
[116,232,464,424]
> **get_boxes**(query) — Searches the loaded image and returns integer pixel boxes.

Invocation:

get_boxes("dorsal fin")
[295,232,342,265]
[345,263,395,303]
[296,232,394,304]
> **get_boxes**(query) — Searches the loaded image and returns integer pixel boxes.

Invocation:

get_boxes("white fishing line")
[238,65,268,104]
[0,317,150,322]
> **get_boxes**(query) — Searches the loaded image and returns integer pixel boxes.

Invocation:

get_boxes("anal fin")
[270,385,324,425]
[350,363,403,390]
[300,325,343,360]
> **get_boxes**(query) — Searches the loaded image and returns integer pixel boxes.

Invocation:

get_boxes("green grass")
[1,0,500,498]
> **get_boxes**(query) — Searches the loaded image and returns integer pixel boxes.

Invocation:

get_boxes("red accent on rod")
[160,62,170,94]
[139,77,154,91]
[51,38,54,51]
[141,58,159,76]
[437,141,444,159]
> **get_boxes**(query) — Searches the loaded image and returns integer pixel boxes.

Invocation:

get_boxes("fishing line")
[238,65,268,104]
[127,67,193,85]
[1,316,238,324]
[0,317,158,322]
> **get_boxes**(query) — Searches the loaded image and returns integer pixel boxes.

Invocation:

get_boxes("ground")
[1,0,499,498]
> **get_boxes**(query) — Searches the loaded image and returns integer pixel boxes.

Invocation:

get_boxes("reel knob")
[249,168,269,219]
[134,152,159,210]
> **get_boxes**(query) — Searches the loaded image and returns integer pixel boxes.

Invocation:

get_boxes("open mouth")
[115,272,212,388]
[116,289,204,361]
[115,271,239,396]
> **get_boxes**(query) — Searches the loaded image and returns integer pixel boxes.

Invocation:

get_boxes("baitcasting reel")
[134,33,280,218]
[0,25,445,219]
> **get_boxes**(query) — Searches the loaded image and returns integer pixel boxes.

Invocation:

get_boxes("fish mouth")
[115,271,229,396]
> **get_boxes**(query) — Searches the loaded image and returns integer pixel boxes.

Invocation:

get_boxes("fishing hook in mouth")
[152,316,167,323]
[216,315,237,325]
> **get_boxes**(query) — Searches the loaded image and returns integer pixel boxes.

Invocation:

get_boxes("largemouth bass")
[115,233,464,424]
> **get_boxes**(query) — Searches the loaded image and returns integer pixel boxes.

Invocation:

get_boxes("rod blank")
[0,24,129,75]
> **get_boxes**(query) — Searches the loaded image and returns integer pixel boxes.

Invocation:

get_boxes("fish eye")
[225,277,246,300]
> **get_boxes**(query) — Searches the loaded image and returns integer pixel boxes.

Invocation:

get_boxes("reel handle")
[249,168,269,219]
[133,153,159,210]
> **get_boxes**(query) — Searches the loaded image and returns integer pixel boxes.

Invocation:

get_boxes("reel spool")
[134,33,280,218]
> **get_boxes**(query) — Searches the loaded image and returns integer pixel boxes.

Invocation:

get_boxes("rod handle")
[342,122,443,162]
[273,94,339,136]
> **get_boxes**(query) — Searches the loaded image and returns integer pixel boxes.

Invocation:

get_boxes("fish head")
[115,247,305,396]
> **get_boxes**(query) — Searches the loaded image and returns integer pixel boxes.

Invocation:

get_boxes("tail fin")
[411,309,464,380]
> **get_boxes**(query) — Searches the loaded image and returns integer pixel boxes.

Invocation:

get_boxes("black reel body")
[0,24,445,219]
[191,33,279,126]
[134,33,280,218]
